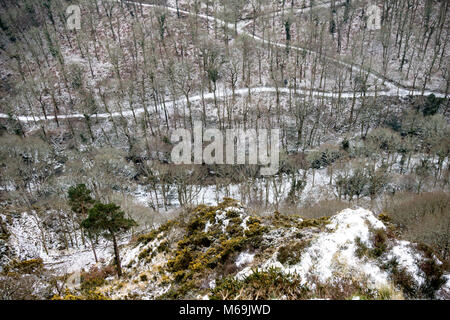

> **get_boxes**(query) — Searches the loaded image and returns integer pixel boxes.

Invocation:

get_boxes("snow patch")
[235,251,255,268]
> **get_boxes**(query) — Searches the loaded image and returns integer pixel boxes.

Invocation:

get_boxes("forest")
[0,0,448,300]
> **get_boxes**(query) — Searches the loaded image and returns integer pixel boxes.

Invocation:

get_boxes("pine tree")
[68,184,98,262]
[81,202,137,278]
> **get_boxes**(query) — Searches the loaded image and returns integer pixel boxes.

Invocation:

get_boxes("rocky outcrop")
[87,199,449,300]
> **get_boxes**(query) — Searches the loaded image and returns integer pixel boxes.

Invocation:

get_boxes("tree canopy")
[81,202,137,237]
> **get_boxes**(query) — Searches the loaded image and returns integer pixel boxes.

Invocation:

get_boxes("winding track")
[0,0,446,123]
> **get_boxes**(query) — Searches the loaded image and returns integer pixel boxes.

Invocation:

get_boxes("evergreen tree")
[81,202,137,278]
[68,184,98,262]
[422,94,442,117]
[68,184,94,217]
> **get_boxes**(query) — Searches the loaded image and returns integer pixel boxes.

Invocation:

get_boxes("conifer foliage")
[81,202,137,277]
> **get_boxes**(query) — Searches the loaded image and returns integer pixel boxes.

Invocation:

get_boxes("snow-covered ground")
[2,199,449,299]
[111,203,450,299]
[0,1,447,123]
[2,210,129,275]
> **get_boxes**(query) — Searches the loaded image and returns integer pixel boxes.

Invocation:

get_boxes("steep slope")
[73,199,449,300]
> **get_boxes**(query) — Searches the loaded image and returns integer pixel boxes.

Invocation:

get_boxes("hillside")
[1,199,448,300]
[0,0,449,301]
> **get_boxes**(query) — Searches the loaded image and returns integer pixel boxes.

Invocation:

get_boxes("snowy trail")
[1,85,446,123]
[128,0,443,95]
[234,0,349,32]
[0,0,447,123]
[265,0,349,19]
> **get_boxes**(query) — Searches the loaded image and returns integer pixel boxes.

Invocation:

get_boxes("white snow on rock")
[7,212,48,261]
[436,275,450,300]
[213,206,247,234]
[385,241,427,286]
[3,211,126,275]
[3,203,448,299]
[121,242,144,268]
[235,251,255,268]
[236,208,436,294]
[261,208,389,288]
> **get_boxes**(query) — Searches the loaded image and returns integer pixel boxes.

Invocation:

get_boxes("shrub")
[296,199,349,219]
[371,229,388,257]
[391,267,418,298]
[211,268,309,300]
[137,220,176,244]
[157,240,170,253]
[52,289,110,300]
[140,274,148,282]
[167,248,193,273]
[4,258,44,274]
[80,265,115,291]
[355,229,388,259]
[416,244,446,299]
[383,192,450,263]
[277,241,310,265]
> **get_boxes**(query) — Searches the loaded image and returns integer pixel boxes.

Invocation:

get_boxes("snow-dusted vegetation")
[0,0,448,300]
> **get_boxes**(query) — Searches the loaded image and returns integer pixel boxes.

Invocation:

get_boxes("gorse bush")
[211,268,309,300]
[80,265,116,291]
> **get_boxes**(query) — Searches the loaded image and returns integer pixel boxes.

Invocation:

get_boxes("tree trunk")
[88,231,98,263]
[111,232,122,278]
